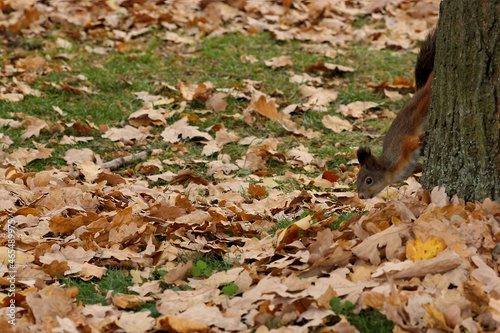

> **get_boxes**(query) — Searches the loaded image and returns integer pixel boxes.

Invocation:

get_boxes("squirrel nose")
[358,193,365,199]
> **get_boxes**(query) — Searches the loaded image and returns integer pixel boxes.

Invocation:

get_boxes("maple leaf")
[64,148,96,165]
[206,92,228,112]
[322,115,353,133]
[337,101,379,119]
[278,115,322,139]
[264,55,293,68]
[352,222,411,265]
[0,133,13,149]
[129,107,167,126]
[78,161,103,183]
[286,145,315,166]
[406,236,447,261]
[161,117,212,143]
[39,244,96,275]
[80,263,107,281]
[423,304,452,331]
[0,92,24,102]
[103,125,149,143]
[21,115,49,138]
[307,61,355,75]
[289,72,323,84]
[156,315,210,333]
[244,93,280,121]
[384,89,404,101]
[206,154,239,176]
[117,311,155,333]
[16,55,46,71]
[299,85,338,111]
[7,146,54,167]
[240,54,258,64]
[133,91,174,107]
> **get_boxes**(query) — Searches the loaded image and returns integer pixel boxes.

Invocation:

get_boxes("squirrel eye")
[366,177,372,184]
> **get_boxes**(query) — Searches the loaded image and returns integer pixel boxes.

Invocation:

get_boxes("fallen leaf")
[406,236,447,261]
[21,116,49,138]
[322,115,352,133]
[264,55,293,68]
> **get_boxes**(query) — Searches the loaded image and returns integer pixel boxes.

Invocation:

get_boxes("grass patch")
[269,210,315,236]
[330,297,394,333]
[61,267,135,305]
[2,29,416,175]
[178,252,237,278]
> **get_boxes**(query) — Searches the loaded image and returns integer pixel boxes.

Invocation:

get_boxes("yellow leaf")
[406,237,446,261]
[423,303,452,331]
[391,216,401,224]
[258,177,279,188]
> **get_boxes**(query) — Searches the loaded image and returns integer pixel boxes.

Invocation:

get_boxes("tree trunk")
[421,0,500,202]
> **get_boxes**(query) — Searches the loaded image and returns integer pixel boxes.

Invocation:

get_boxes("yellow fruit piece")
[406,236,447,261]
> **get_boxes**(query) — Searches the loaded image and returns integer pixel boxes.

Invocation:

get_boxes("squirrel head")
[356,146,390,199]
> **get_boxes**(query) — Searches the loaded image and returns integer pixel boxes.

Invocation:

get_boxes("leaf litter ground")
[1,1,500,332]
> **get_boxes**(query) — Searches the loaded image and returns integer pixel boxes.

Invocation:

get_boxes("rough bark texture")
[421,0,500,202]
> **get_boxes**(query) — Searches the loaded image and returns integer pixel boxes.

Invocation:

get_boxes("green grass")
[61,267,135,305]
[178,252,237,277]
[1,30,416,174]
[348,309,395,333]
[61,267,163,316]
[330,297,394,333]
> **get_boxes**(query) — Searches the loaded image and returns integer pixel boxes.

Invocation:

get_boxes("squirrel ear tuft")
[357,146,382,170]
[357,146,372,165]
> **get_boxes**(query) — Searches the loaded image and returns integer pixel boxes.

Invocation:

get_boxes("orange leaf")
[393,76,414,87]
[253,94,280,120]
[322,170,340,182]
[248,183,267,199]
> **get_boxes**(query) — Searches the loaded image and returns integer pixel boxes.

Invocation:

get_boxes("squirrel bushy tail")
[415,29,436,90]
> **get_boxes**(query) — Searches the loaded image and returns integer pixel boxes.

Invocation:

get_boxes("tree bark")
[421,0,500,202]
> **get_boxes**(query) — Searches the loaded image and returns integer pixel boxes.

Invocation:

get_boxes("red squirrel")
[357,30,436,199]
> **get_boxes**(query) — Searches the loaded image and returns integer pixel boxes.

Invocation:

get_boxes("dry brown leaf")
[156,315,210,333]
[80,263,107,281]
[264,55,293,68]
[300,85,338,111]
[161,117,212,143]
[16,55,46,71]
[322,115,353,133]
[206,92,228,112]
[352,222,411,265]
[117,311,155,333]
[286,145,315,166]
[373,250,463,279]
[112,294,149,309]
[21,115,49,138]
[245,93,280,121]
[103,125,149,143]
[129,107,167,126]
[64,148,96,165]
[7,146,54,167]
[79,160,103,183]
[163,261,193,284]
[337,101,378,119]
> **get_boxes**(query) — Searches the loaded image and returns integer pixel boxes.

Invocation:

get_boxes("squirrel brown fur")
[356,30,436,199]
